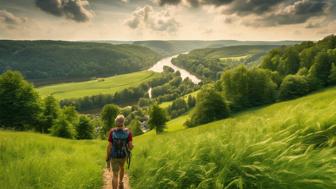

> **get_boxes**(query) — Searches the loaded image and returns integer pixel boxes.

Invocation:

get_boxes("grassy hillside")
[130,87,336,188]
[171,45,278,80]
[133,40,299,56]
[0,131,106,189]
[0,40,161,85]
[38,71,159,100]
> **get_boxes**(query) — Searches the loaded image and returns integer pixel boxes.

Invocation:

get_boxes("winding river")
[148,55,201,84]
[147,54,201,98]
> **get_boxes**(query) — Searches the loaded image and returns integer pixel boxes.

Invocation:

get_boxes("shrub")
[76,116,95,139]
[186,85,230,127]
[279,75,310,100]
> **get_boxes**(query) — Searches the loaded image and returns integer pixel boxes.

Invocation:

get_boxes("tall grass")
[0,132,106,189]
[130,87,336,189]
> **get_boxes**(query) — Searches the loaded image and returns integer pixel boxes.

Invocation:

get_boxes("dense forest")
[187,35,336,127]
[171,45,278,81]
[0,40,161,84]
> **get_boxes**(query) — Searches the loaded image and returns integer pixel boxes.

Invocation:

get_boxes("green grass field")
[37,71,159,100]
[2,87,336,189]
[130,87,336,189]
[0,131,106,189]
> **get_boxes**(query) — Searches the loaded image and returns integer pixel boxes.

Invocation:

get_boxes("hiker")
[106,115,133,189]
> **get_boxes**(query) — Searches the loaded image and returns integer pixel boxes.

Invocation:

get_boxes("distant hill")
[171,45,278,80]
[0,40,161,85]
[132,40,300,56]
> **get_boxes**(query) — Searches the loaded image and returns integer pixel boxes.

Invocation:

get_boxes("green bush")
[186,85,230,127]
[76,116,95,139]
[279,75,311,100]
[50,117,76,139]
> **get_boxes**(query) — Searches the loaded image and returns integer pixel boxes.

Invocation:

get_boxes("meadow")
[130,87,336,189]
[37,71,159,100]
[0,131,106,189]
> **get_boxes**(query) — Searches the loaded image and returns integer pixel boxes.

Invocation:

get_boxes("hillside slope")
[0,131,106,189]
[131,87,336,189]
[171,45,278,80]
[0,40,161,85]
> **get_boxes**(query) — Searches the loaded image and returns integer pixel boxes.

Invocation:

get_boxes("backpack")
[110,128,130,159]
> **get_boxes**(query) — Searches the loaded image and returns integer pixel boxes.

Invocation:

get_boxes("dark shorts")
[110,158,126,174]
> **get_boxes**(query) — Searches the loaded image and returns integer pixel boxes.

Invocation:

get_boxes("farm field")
[37,71,159,100]
[130,87,336,189]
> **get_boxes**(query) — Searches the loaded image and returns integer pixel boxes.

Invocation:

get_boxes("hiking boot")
[118,182,124,189]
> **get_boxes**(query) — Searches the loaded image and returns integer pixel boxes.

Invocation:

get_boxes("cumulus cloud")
[35,0,94,22]
[157,0,335,27]
[0,10,26,28]
[125,5,179,33]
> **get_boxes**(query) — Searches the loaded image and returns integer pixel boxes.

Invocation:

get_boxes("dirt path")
[103,169,131,189]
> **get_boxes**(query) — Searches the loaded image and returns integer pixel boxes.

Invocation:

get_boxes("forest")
[0,40,161,85]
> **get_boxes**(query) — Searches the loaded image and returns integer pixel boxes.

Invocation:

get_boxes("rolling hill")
[1,87,336,188]
[171,45,278,80]
[0,40,161,85]
[133,40,300,56]
[0,131,106,189]
[131,87,336,188]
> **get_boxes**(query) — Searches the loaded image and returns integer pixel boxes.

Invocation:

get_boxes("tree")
[40,96,61,133]
[148,104,167,134]
[63,106,79,126]
[187,95,196,108]
[278,75,310,100]
[278,48,300,75]
[76,116,95,139]
[308,51,333,87]
[101,104,119,134]
[186,85,230,127]
[329,63,336,85]
[0,71,42,130]
[50,116,76,139]
[128,119,143,136]
[220,66,276,111]
[168,98,188,118]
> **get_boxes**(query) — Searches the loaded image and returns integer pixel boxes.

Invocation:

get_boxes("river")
[148,55,201,84]
[147,54,201,98]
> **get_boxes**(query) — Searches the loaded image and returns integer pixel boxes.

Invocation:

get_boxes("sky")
[0,0,335,41]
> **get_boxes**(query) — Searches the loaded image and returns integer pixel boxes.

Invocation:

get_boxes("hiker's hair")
[115,114,125,126]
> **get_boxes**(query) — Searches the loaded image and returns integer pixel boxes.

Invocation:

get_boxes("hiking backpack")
[110,128,130,159]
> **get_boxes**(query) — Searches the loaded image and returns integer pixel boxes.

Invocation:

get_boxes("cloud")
[0,10,26,28]
[157,0,334,27]
[35,0,94,22]
[125,5,179,33]
[259,0,329,26]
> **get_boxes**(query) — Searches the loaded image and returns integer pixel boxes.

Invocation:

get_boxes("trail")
[103,169,131,189]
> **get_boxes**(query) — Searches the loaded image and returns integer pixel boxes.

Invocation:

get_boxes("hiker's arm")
[128,131,133,150]
[128,141,134,150]
[106,142,112,161]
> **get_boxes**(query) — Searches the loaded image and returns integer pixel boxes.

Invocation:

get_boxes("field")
[0,131,106,189]
[37,71,159,100]
[130,87,336,189]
